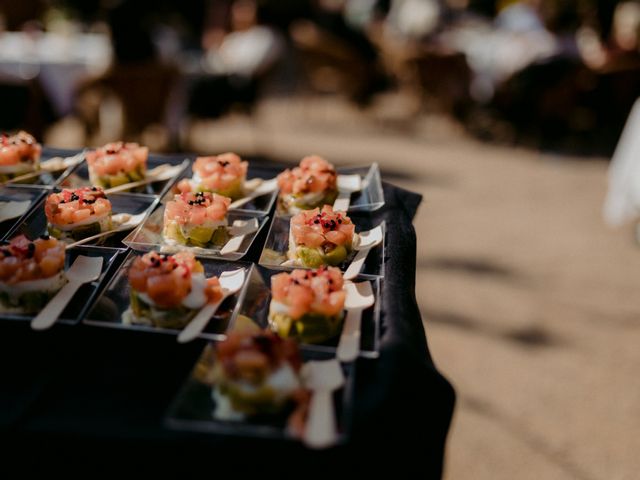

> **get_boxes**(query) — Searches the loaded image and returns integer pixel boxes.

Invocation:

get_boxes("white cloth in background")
[0,32,111,115]
[385,0,441,39]
[440,4,558,102]
[206,26,284,77]
[604,97,640,226]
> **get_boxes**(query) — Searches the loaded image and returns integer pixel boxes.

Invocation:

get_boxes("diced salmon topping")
[86,141,148,176]
[215,330,302,382]
[0,235,65,283]
[0,131,41,166]
[291,205,354,248]
[192,153,248,190]
[164,191,230,225]
[127,251,220,308]
[45,187,112,226]
[271,267,345,319]
[277,155,337,195]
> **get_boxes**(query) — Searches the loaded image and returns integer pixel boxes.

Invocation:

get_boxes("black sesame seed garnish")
[26,242,35,258]
[39,234,50,240]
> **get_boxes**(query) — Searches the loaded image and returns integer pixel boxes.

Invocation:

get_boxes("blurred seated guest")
[599,1,640,71]
[187,0,284,119]
[384,0,442,41]
[73,1,178,150]
[0,75,54,137]
[205,0,284,77]
[0,0,46,31]
[290,0,388,105]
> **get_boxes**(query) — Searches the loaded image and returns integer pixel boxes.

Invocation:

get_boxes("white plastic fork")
[177,268,246,343]
[31,255,103,331]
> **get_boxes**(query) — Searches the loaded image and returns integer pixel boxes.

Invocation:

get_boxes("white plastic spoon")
[220,218,260,255]
[177,268,246,343]
[337,281,375,362]
[31,255,103,331]
[64,210,152,249]
[343,225,383,280]
[103,161,188,194]
[301,359,344,449]
[228,178,278,210]
[333,174,362,211]
[2,152,85,185]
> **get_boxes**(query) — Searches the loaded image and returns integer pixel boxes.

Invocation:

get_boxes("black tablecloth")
[1,178,455,477]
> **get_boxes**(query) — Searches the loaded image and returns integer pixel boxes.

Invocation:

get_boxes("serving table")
[1,157,455,477]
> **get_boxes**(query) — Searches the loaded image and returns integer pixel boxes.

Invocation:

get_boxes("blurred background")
[1,0,639,478]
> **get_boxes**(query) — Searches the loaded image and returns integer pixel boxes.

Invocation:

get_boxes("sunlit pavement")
[52,96,640,479]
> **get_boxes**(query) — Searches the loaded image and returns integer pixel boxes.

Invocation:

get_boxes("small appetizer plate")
[122,206,269,261]
[237,266,381,359]
[165,340,354,443]
[59,154,189,197]
[8,191,159,249]
[337,163,384,213]
[0,245,125,324]
[259,213,385,278]
[162,163,278,216]
[0,147,82,187]
[83,253,253,339]
[275,163,385,217]
[0,185,49,239]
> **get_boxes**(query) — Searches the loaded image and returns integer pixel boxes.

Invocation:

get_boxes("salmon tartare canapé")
[269,267,346,344]
[0,234,67,313]
[176,152,248,201]
[162,191,231,248]
[124,251,223,328]
[288,205,356,268]
[276,155,338,214]
[0,131,42,183]
[86,142,148,189]
[211,329,309,432]
[45,187,113,241]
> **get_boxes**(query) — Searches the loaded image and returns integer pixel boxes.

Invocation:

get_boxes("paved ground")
[51,96,640,479]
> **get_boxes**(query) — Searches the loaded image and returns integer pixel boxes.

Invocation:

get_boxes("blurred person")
[480,0,640,154]
[0,0,46,31]
[384,0,443,40]
[188,0,284,119]
[72,1,178,149]
[289,0,388,104]
[204,0,284,78]
[611,1,640,53]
